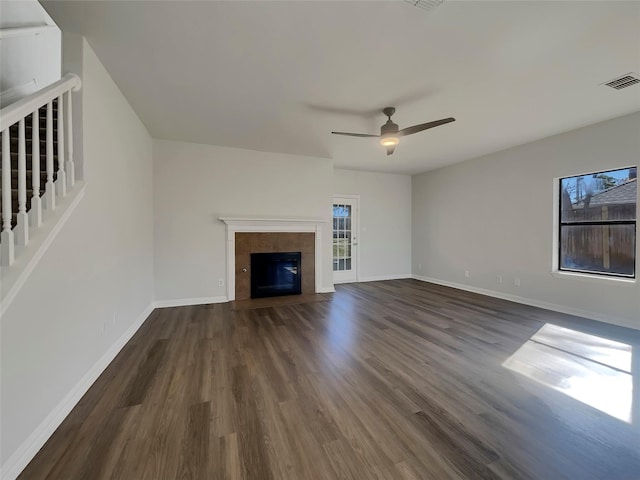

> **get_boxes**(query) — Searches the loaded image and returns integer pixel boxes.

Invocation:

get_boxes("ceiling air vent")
[404,0,446,12]
[602,73,640,90]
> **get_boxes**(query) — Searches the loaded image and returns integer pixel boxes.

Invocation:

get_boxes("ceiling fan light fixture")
[380,135,399,147]
[331,107,455,156]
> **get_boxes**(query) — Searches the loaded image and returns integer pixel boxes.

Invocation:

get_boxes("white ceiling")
[43,1,640,175]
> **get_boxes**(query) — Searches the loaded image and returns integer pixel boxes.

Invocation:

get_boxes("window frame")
[557,167,637,279]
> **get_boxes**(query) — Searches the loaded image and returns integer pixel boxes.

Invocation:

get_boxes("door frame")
[332,194,360,284]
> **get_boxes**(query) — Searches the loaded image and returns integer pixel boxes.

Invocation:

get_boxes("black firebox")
[250,252,302,299]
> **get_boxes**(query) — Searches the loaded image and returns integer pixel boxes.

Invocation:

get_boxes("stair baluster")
[15,119,29,246]
[65,92,74,188]
[30,109,42,228]
[55,94,66,197]
[44,101,55,211]
[1,130,14,266]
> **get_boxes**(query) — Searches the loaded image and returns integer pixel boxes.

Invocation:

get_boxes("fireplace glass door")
[251,252,302,298]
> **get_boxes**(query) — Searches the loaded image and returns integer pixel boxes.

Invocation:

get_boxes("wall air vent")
[404,0,446,12]
[602,73,640,90]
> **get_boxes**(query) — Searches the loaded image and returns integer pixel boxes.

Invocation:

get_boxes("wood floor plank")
[120,339,169,407]
[18,279,640,480]
[177,401,211,480]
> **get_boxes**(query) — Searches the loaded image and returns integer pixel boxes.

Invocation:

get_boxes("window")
[332,203,352,271]
[559,167,637,278]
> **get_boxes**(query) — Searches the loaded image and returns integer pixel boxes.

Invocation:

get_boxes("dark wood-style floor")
[20,280,640,479]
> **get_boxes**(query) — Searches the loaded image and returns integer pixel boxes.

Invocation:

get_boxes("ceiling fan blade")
[398,117,455,137]
[331,131,379,138]
[386,145,396,156]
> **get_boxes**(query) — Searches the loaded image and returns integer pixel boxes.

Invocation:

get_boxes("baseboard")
[358,274,412,283]
[1,301,154,480]
[411,274,635,329]
[153,296,228,308]
[1,182,87,315]
[333,274,411,286]
[316,286,336,293]
[152,292,339,307]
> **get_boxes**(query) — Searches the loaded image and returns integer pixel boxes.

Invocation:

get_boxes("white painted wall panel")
[153,140,334,302]
[0,0,61,107]
[412,112,640,329]
[333,169,412,281]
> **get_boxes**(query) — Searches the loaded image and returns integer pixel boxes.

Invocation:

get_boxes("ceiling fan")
[332,107,455,155]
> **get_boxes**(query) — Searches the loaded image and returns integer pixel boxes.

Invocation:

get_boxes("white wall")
[0,0,61,107]
[413,112,640,330]
[0,38,154,473]
[153,140,334,302]
[333,169,412,281]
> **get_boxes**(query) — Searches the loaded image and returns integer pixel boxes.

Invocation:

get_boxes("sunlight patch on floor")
[503,324,633,423]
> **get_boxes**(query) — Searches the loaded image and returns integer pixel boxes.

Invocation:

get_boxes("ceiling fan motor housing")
[381,107,399,137]
[381,119,399,136]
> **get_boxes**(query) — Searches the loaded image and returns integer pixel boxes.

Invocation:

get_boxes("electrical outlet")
[464,270,470,278]
[497,275,503,284]
[218,278,224,287]
[514,277,521,287]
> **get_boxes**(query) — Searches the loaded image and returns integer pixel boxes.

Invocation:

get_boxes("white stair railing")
[55,94,66,197]
[1,132,13,265]
[30,109,42,229]
[44,101,55,211]
[15,118,28,246]
[0,73,81,267]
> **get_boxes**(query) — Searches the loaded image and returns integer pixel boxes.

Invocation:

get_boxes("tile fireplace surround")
[235,233,314,300]
[220,218,327,301]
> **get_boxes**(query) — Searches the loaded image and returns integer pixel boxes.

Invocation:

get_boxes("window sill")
[551,270,636,286]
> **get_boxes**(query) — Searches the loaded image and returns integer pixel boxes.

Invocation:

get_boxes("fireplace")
[220,217,327,301]
[251,252,302,298]
[232,231,315,300]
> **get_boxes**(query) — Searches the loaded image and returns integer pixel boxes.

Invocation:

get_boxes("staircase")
[0,73,81,267]
[0,99,59,229]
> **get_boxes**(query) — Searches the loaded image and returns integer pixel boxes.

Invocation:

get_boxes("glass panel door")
[333,196,358,283]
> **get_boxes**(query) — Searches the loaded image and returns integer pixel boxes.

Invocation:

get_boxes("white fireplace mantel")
[220,217,328,301]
